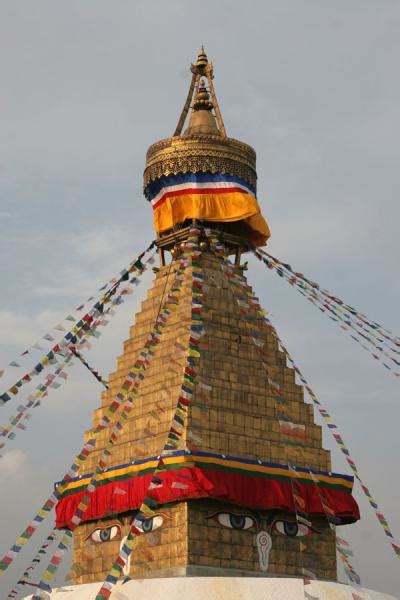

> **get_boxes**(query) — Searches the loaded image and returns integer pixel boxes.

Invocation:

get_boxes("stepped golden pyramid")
[53,48,360,592]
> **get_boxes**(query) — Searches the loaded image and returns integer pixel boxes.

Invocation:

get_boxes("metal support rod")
[235,248,242,266]
[173,72,198,137]
[158,247,166,267]
[206,65,226,137]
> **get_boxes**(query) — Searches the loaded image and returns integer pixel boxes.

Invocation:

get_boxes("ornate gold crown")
[143,48,257,193]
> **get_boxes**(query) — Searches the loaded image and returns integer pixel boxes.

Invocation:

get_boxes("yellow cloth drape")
[153,191,270,246]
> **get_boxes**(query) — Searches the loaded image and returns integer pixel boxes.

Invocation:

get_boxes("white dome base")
[24,576,398,600]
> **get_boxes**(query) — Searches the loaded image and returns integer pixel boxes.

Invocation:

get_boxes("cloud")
[0,449,27,484]
[0,1,399,596]
[0,308,65,350]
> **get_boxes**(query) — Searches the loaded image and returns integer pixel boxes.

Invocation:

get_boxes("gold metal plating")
[144,48,257,192]
[144,134,257,192]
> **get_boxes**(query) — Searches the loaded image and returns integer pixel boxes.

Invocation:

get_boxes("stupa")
[36,49,396,600]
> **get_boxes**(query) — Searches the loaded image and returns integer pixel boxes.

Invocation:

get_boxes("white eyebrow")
[298,516,312,527]
[206,510,259,525]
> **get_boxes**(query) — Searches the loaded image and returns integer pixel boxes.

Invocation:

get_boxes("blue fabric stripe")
[144,171,256,201]
[57,449,354,485]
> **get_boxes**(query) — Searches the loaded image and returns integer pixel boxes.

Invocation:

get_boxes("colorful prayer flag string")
[214,231,400,560]
[0,259,148,446]
[31,530,73,598]
[256,247,399,346]
[305,467,365,596]
[0,243,156,407]
[0,255,153,447]
[263,316,400,561]
[208,234,400,559]
[69,347,109,389]
[95,227,204,599]
[0,495,59,575]
[0,252,165,575]
[0,353,74,449]
[287,466,319,597]
[202,230,382,598]
[6,528,59,599]
[48,253,191,539]
[251,248,400,377]
[0,241,156,382]
[202,229,317,600]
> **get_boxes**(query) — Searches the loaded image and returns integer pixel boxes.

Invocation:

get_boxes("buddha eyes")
[87,515,164,543]
[273,520,313,537]
[133,515,164,534]
[211,513,314,537]
[88,525,121,543]
[88,514,312,543]
[213,512,256,531]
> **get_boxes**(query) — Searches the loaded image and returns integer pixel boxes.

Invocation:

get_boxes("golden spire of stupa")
[144,48,270,248]
[183,78,219,136]
[54,50,359,588]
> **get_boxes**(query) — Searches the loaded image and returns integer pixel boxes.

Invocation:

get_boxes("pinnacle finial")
[196,46,208,68]
[192,79,213,112]
[175,48,226,138]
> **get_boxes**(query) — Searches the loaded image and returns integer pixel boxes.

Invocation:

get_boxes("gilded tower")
[55,49,359,586]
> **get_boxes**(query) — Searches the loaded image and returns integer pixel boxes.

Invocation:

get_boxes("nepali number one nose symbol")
[256,531,272,572]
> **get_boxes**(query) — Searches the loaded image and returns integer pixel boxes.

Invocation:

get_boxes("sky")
[0,0,399,596]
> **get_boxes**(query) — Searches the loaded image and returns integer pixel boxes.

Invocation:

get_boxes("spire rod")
[173,72,197,137]
[173,47,226,137]
[206,61,226,137]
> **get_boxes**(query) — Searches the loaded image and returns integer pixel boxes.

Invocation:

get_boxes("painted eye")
[89,525,121,543]
[273,520,312,537]
[133,515,164,534]
[214,513,256,531]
